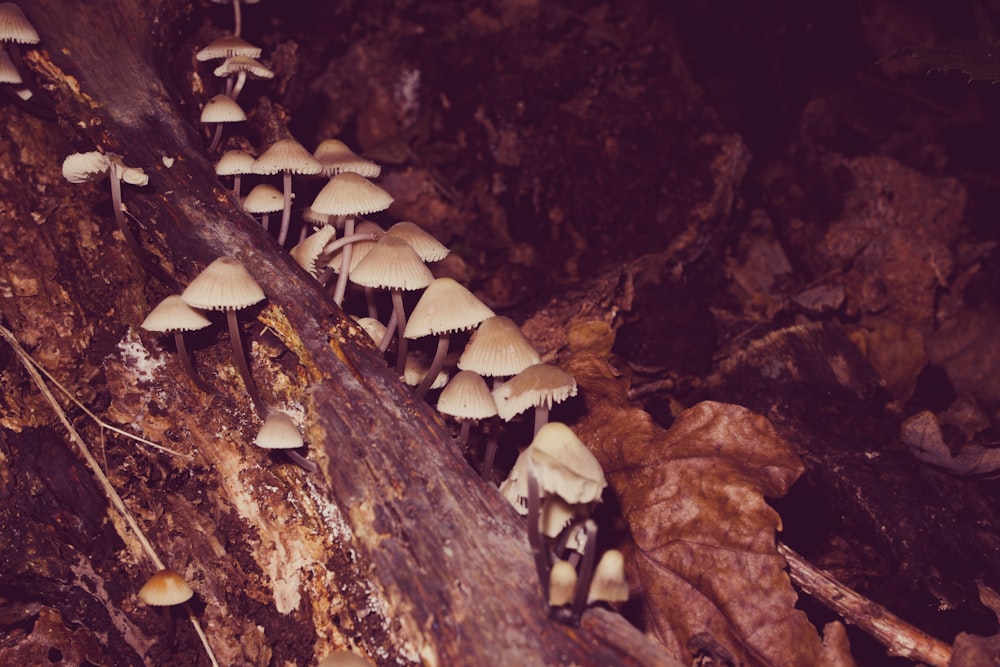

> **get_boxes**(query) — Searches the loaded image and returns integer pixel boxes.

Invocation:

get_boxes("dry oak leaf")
[567,354,826,667]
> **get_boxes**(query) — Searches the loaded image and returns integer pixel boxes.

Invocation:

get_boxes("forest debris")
[567,354,828,666]
[0,606,110,666]
[900,410,1000,477]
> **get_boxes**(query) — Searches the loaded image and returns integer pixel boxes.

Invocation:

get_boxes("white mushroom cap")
[241,183,284,214]
[254,412,304,450]
[385,222,449,262]
[352,316,387,345]
[313,139,381,178]
[180,257,265,311]
[311,172,393,216]
[548,559,578,607]
[252,138,323,176]
[500,422,606,509]
[213,55,274,80]
[61,151,110,184]
[0,3,39,44]
[404,277,494,339]
[138,569,194,606]
[196,35,261,61]
[457,316,542,378]
[349,236,433,291]
[587,550,630,604]
[141,295,212,333]
[291,226,338,277]
[200,94,246,123]
[215,149,256,176]
[436,370,497,421]
[401,356,448,390]
[492,363,578,421]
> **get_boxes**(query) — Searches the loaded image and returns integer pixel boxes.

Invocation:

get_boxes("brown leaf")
[567,354,824,666]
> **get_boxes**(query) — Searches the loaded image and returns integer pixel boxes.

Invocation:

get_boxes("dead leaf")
[567,354,825,667]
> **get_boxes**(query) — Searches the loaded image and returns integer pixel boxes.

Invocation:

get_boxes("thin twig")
[778,541,953,666]
[1,323,219,667]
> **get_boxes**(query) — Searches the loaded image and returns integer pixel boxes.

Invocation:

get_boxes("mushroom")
[213,55,273,100]
[384,221,449,263]
[241,182,283,232]
[309,172,394,306]
[349,235,433,374]
[586,549,629,606]
[492,363,578,435]
[313,139,381,178]
[180,257,268,415]
[548,559,578,609]
[201,93,246,153]
[195,35,261,62]
[215,149,256,197]
[436,370,497,449]
[254,411,319,473]
[138,568,194,635]
[251,138,323,246]
[401,355,448,392]
[141,294,214,394]
[320,220,384,308]
[457,316,542,387]
[404,277,494,398]
[291,226,338,278]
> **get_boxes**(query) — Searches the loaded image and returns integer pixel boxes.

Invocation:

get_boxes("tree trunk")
[0,1,678,665]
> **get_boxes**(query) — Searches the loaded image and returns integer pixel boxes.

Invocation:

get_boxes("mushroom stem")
[458,419,472,448]
[534,404,550,436]
[366,286,379,319]
[226,309,266,416]
[391,289,408,375]
[378,309,397,353]
[414,332,450,399]
[527,470,551,599]
[284,448,319,473]
[171,331,215,394]
[276,171,293,246]
[332,218,356,306]
[107,166,145,266]
[321,232,380,258]
[569,520,599,625]
[231,174,243,198]
[260,212,270,232]
[208,122,225,152]
[480,432,498,482]
[233,0,244,36]
[229,71,248,100]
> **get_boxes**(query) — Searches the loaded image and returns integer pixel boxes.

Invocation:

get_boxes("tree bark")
[0,1,678,666]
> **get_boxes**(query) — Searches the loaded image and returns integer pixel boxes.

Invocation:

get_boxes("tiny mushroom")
[492,362,578,435]
[548,559,578,609]
[313,138,381,178]
[310,172,394,306]
[291,225,338,278]
[458,316,542,386]
[215,148,256,197]
[404,277,495,398]
[141,294,214,394]
[436,370,497,448]
[180,257,268,415]
[254,411,319,473]
[241,182,284,232]
[195,35,261,62]
[586,549,630,606]
[384,221,449,263]
[213,54,273,100]
[251,137,323,246]
[200,93,246,152]
[139,568,194,633]
[401,355,448,392]
[349,235,433,374]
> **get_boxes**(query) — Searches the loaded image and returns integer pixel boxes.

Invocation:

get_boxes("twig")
[0,323,219,667]
[778,541,953,666]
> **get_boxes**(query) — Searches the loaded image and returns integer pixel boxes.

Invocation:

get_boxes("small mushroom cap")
[216,149,257,176]
[587,549,630,605]
[62,151,109,184]
[254,412,304,450]
[402,356,448,390]
[548,559,578,607]
[385,222,449,263]
[213,55,274,79]
[0,3,39,44]
[139,569,194,606]
[318,651,376,667]
[311,172,394,217]
[242,183,284,214]
[196,35,261,61]
[404,277,494,339]
[350,236,433,291]
[527,422,606,505]
[352,316,387,344]
[436,370,497,420]
[457,316,542,378]
[313,139,381,178]
[200,93,247,123]
[141,295,212,333]
[181,257,265,311]
[291,226,338,277]
[0,48,20,84]
[492,363,578,421]
[252,138,323,176]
